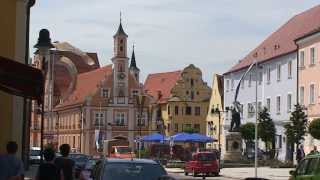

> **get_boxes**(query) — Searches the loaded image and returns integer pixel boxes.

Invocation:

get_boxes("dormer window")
[102,89,109,98]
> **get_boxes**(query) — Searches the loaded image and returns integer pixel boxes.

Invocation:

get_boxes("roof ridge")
[78,64,112,77]
[147,70,181,76]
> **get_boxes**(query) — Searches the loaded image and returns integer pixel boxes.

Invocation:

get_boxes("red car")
[184,152,219,177]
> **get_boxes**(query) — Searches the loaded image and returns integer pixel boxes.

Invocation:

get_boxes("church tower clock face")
[117,72,126,80]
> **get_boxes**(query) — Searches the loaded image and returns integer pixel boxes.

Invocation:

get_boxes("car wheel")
[193,169,197,177]
[213,172,219,177]
[184,171,188,176]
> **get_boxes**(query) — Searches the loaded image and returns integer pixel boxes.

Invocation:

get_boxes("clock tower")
[112,17,129,103]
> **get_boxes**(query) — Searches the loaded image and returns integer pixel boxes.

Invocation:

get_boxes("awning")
[0,56,44,103]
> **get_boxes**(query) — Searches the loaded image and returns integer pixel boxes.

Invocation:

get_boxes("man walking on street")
[0,141,24,180]
[54,144,75,180]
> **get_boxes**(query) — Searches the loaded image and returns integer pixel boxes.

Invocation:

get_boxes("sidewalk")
[166,167,293,180]
[220,167,292,180]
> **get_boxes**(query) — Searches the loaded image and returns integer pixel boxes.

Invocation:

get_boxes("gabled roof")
[144,71,181,103]
[226,5,320,74]
[55,65,113,108]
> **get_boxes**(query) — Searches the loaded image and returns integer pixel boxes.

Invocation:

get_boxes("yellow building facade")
[0,0,34,155]
[145,64,211,136]
[206,74,224,152]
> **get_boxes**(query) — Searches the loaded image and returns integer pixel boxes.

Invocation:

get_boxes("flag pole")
[254,59,258,178]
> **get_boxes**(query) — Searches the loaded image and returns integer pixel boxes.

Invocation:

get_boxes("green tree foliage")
[309,118,320,140]
[240,122,255,144]
[284,104,308,161]
[258,107,276,151]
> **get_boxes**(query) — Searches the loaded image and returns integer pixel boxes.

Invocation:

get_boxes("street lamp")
[212,106,227,166]
[34,29,54,162]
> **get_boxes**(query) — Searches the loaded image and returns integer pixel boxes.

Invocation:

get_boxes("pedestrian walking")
[0,141,24,180]
[55,144,75,180]
[309,146,319,155]
[36,147,62,180]
[296,144,305,163]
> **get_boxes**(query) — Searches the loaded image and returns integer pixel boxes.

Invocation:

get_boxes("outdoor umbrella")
[167,132,193,142]
[141,133,166,142]
[189,133,217,143]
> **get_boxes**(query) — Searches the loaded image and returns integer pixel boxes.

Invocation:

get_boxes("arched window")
[120,46,123,52]
[118,64,123,72]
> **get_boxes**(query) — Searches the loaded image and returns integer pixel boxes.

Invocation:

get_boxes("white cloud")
[30,0,320,84]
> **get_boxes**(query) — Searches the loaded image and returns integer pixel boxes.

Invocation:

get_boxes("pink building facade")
[296,29,320,153]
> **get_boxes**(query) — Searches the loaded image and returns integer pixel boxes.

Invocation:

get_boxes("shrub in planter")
[309,118,320,140]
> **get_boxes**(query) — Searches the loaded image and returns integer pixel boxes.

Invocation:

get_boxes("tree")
[258,107,276,158]
[240,122,255,151]
[284,104,308,161]
[309,118,320,140]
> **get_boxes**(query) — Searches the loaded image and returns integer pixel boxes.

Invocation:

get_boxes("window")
[277,64,281,81]
[231,79,234,90]
[226,80,230,91]
[194,124,200,133]
[118,64,123,72]
[120,39,123,44]
[241,79,245,89]
[248,73,252,87]
[288,61,292,79]
[174,123,178,132]
[287,94,292,112]
[190,79,194,87]
[95,112,104,126]
[185,124,191,129]
[276,96,281,114]
[258,72,263,85]
[300,86,305,105]
[258,102,262,112]
[195,107,201,116]
[102,89,109,98]
[120,46,123,52]
[115,112,125,126]
[310,47,316,65]
[247,103,254,118]
[191,91,194,100]
[168,105,171,115]
[300,51,305,68]
[174,106,179,115]
[136,112,147,126]
[267,67,271,83]
[131,90,139,97]
[310,84,315,104]
[186,106,192,115]
[266,98,271,111]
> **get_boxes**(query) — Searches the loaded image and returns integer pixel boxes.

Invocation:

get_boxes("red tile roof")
[55,64,113,108]
[144,71,181,103]
[226,5,320,74]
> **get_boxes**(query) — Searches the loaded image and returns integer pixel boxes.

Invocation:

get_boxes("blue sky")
[30,0,320,85]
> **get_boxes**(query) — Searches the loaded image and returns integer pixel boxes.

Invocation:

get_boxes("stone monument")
[224,106,242,161]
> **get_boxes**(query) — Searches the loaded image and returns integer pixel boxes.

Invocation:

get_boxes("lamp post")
[34,29,54,162]
[136,95,146,159]
[213,107,227,167]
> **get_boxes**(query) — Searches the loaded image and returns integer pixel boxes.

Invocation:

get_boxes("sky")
[30,0,320,85]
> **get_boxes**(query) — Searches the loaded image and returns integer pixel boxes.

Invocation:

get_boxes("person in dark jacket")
[296,144,305,163]
[36,147,61,180]
[55,144,75,180]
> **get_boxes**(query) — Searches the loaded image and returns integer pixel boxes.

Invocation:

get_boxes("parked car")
[94,158,176,180]
[29,147,41,164]
[184,152,219,177]
[289,153,320,180]
[69,153,90,178]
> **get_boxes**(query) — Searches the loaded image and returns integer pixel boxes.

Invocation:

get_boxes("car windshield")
[30,149,40,156]
[69,154,88,164]
[117,147,131,154]
[102,162,167,180]
[197,153,216,161]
